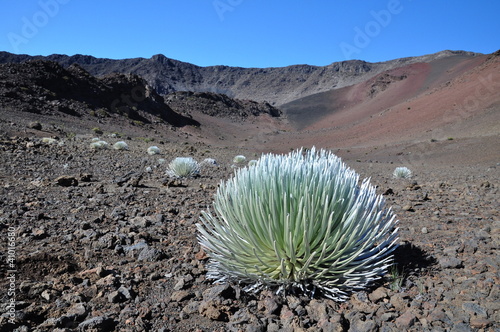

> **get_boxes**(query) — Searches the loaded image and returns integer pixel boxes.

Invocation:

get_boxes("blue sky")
[1,0,499,68]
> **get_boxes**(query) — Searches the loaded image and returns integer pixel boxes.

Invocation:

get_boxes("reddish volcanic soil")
[266,52,500,168]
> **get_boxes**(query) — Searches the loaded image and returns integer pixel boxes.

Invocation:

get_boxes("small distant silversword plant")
[90,140,109,150]
[42,137,57,145]
[248,159,258,167]
[233,155,246,164]
[393,167,412,179]
[167,157,200,178]
[201,158,218,167]
[113,141,129,150]
[197,148,399,301]
[147,146,160,155]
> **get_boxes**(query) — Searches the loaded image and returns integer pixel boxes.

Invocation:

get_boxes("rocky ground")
[0,117,498,332]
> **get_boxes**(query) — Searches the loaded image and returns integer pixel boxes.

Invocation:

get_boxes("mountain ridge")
[0,50,481,106]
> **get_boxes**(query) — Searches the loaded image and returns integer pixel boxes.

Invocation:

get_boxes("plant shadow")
[392,241,437,275]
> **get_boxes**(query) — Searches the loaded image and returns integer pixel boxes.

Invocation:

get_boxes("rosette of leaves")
[113,141,129,150]
[167,157,200,178]
[233,155,247,164]
[393,167,412,179]
[42,137,57,145]
[200,158,218,167]
[197,148,399,301]
[147,146,160,155]
[90,140,109,150]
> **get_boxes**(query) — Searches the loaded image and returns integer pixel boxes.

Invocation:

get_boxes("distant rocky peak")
[151,54,167,62]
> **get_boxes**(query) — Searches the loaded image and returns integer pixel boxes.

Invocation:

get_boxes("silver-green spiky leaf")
[197,148,398,301]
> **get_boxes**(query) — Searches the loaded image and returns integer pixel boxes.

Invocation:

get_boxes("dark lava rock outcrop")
[0,59,199,127]
[165,91,282,120]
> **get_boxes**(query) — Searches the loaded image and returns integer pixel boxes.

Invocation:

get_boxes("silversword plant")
[233,155,246,164]
[167,157,200,178]
[201,158,218,167]
[113,141,129,150]
[90,140,109,150]
[393,166,412,179]
[42,137,57,145]
[197,148,399,301]
[147,146,160,155]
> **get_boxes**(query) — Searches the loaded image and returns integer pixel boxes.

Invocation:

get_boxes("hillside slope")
[265,51,500,166]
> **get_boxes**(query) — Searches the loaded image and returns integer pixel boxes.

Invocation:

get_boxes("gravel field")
[0,119,498,331]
